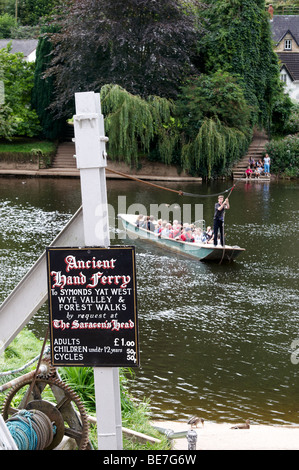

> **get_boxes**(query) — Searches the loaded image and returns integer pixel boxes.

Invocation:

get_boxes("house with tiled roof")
[0,39,38,62]
[270,11,299,101]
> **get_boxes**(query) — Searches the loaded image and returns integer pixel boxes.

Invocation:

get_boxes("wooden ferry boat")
[118,213,245,262]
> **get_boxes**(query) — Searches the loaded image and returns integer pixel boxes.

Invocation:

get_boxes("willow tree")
[181,117,249,178]
[100,84,176,166]
[177,71,251,178]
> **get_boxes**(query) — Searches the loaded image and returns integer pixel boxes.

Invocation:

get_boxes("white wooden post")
[73,91,123,450]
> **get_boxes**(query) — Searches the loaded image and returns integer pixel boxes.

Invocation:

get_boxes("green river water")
[0,176,298,426]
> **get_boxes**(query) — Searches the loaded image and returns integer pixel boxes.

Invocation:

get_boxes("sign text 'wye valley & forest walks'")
[46,246,139,367]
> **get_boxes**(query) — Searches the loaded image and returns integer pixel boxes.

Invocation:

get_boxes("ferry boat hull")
[118,214,245,263]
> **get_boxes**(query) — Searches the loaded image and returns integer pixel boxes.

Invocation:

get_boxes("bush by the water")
[265,134,299,177]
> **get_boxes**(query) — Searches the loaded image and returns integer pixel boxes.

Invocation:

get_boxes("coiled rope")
[6,409,56,450]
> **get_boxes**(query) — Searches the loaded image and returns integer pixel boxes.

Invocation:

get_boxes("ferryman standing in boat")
[213,195,230,247]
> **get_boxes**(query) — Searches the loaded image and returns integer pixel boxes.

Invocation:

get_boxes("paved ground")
[152,420,299,451]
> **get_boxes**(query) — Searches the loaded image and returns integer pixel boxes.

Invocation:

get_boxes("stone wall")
[107,157,189,177]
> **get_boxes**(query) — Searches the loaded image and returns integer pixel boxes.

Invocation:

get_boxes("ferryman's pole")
[73,91,123,450]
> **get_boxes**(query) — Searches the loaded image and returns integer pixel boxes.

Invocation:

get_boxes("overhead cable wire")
[105,167,245,198]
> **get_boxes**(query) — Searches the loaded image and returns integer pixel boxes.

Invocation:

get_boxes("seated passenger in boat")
[154,219,162,234]
[147,215,156,231]
[206,226,213,241]
[180,226,194,242]
[204,226,214,244]
[194,227,204,243]
[157,220,165,236]
[171,221,181,238]
[171,220,179,231]
[136,214,144,227]
[161,222,172,237]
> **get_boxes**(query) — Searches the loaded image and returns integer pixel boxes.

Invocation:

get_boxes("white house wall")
[282,76,299,101]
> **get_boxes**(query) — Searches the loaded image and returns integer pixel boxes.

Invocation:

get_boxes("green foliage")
[59,366,96,412]
[0,139,56,153]
[155,116,180,166]
[271,99,299,136]
[0,139,57,167]
[30,0,291,178]
[265,134,299,176]
[99,80,251,178]
[59,365,137,415]
[121,400,170,450]
[18,0,57,25]
[0,104,17,139]
[181,117,224,177]
[0,13,15,37]
[271,93,294,136]
[0,13,39,38]
[0,328,43,391]
[101,84,176,166]
[198,0,282,128]
[32,31,65,140]
[0,44,41,138]
[181,116,250,178]
[10,24,40,38]
[178,71,251,134]
[284,104,299,135]
[0,0,15,17]
[177,71,251,178]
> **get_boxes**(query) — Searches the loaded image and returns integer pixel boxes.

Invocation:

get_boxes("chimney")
[268,4,274,20]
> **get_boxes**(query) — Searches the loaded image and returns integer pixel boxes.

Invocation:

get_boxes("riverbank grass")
[0,328,42,377]
[0,138,57,167]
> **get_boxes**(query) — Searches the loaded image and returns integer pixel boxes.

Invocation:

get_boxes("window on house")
[280,73,287,83]
[284,39,292,50]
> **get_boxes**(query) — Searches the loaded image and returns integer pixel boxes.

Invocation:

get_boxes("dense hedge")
[265,134,299,177]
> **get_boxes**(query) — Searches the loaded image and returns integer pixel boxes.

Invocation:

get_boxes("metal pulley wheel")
[37,356,56,379]
[2,376,90,450]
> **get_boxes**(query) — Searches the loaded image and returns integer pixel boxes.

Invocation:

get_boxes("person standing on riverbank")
[213,195,230,247]
[264,153,271,177]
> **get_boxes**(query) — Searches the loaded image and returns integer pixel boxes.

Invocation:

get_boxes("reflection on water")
[0,176,298,425]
